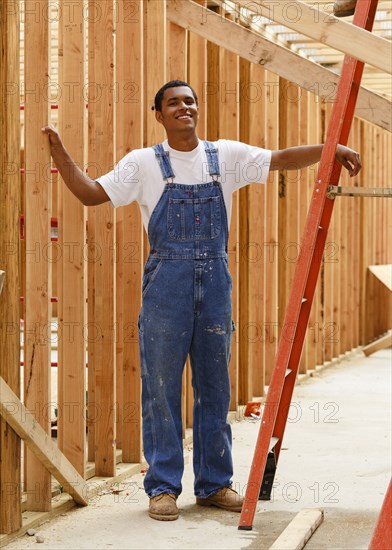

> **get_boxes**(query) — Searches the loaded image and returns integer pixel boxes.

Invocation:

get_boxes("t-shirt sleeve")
[217,140,272,192]
[96,151,143,208]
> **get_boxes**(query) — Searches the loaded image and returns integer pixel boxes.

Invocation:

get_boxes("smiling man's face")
[155,86,199,134]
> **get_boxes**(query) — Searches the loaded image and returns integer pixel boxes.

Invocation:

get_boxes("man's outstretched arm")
[270,144,361,177]
[41,125,110,206]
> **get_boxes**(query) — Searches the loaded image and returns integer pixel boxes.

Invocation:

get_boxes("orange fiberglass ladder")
[238,0,392,544]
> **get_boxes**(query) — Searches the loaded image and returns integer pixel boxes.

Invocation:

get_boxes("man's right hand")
[40,125,110,206]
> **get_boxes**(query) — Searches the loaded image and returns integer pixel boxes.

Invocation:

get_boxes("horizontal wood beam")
[236,0,391,74]
[0,377,88,507]
[168,0,391,132]
[363,331,392,356]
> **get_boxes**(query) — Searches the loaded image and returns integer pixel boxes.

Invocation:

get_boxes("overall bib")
[138,141,234,498]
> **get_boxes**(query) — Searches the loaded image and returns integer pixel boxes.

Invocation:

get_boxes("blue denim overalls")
[138,141,234,498]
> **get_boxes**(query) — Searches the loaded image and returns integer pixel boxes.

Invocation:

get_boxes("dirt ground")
[3,348,391,550]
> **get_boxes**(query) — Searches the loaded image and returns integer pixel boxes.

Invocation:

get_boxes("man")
[333,0,357,17]
[42,80,361,522]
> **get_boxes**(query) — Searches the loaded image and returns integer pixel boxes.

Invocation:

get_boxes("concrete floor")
[4,348,391,550]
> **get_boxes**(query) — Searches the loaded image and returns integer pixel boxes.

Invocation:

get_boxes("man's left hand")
[335,144,362,177]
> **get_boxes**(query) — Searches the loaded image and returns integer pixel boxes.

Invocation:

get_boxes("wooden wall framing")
[1,0,391,536]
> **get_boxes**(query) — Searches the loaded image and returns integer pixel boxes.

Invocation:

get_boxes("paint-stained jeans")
[138,143,234,498]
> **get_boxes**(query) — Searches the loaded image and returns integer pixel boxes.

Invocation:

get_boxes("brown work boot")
[149,493,179,521]
[333,0,357,17]
[196,487,244,512]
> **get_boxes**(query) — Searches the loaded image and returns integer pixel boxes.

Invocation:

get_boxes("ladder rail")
[239,0,380,530]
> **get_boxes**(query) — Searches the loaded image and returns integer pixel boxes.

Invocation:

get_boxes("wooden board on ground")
[269,508,324,550]
[368,265,392,292]
[363,331,392,356]
[0,377,88,507]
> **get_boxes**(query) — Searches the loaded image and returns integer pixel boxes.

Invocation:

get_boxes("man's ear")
[155,110,163,125]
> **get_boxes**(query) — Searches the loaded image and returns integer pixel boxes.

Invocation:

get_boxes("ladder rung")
[269,437,279,452]
[327,185,392,199]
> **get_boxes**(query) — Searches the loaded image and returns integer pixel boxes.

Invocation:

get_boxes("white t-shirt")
[97,139,272,231]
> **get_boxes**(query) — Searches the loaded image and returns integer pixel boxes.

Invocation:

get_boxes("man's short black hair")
[154,80,198,112]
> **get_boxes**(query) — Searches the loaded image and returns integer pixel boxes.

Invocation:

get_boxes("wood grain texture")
[269,508,324,550]
[264,71,279,384]
[88,0,116,477]
[24,0,52,512]
[115,0,143,463]
[245,61,266,397]
[57,0,86,478]
[218,34,241,403]
[0,0,22,532]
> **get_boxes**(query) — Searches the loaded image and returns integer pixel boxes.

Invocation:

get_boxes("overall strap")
[203,141,220,181]
[152,143,175,181]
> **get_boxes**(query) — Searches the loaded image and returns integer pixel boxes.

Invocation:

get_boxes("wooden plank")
[339,139,348,355]
[57,0,86,478]
[115,0,143,463]
[359,120,370,344]
[363,331,392,356]
[269,508,324,550]
[355,118,363,346]
[185,357,194,429]
[264,71,279,384]
[306,93,321,369]
[88,0,116,477]
[206,41,220,142]
[86,210,96,463]
[167,20,189,434]
[278,80,300,362]
[167,0,391,132]
[352,119,361,349]
[238,60,251,403]
[115,207,125,451]
[24,0,51,512]
[168,23,188,80]
[245,61,266,396]
[0,377,87,506]
[144,0,166,145]
[218,33,241,403]
[299,90,309,375]
[120,202,143,462]
[322,103,334,362]
[236,0,391,74]
[186,0,206,425]
[366,123,376,343]
[315,101,325,366]
[188,0,207,140]
[0,0,21,532]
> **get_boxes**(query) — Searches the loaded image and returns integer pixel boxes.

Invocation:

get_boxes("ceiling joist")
[234,0,392,74]
[167,0,391,132]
